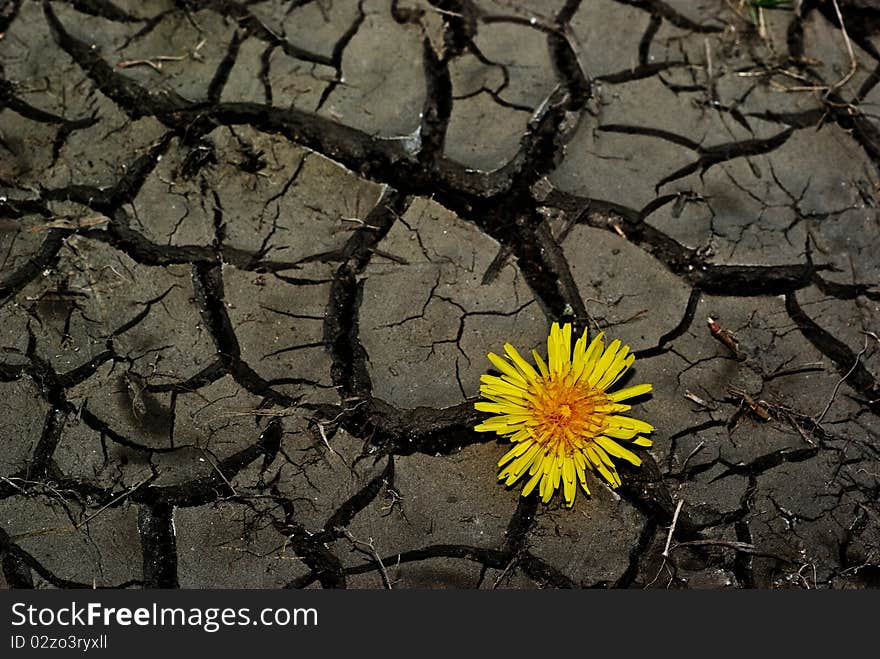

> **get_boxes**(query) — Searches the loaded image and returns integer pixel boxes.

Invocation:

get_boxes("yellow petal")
[475,413,529,427]
[480,375,528,399]
[475,421,508,432]
[595,436,642,466]
[597,349,634,390]
[560,323,572,369]
[529,449,549,476]
[548,323,561,374]
[480,391,529,408]
[550,454,562,493]
[487,352,527,387]
[608,416,655,434]
[475,401,522,414]
[580,332,606,382]
[498,439,535,467]
[586,446,619,487]
[563,476,575,507]
[532,350,549,377]
[504,343,539,383]
[571,330,590,382]
[608,353,636,387]
[603,425,639,440]
[522,469,542,496]
[510,429,532,442]
[541,476,554,503]
[593,445,615,469]
[548,323,573,375]
[588,338,621,387]
[573,329,589,361]
[500,442,542,478]
[539,472,549,501]
[574,458,590,495]
[608,383,653,402]
[562,456,576,485]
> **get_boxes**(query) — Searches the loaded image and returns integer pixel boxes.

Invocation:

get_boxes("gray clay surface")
[1,0,879,589]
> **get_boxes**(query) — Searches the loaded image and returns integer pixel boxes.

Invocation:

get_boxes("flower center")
[527,376,607,450]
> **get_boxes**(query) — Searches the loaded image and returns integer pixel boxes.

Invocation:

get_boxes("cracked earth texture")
[1,0,879,590]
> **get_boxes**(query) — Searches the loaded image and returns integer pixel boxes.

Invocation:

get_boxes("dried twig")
[708,317,742,358]
[662,499,684,560]
[117,55,187,71]
[31,214,110,232]
[797,562,817,589]
[684,390,716,411]
[670,539,793,564]
[645,499,685,589]
[759,0,857,99]
[9,473,152,540]
[493,558,518,589]
[75,473,152,529]
[680,441,706,472]
[827,0,858,95]
[200,449,237,497]
[814,334,869,426]
[217,406,300,419]
[338,528,392,589]
[671,539,757,553]
[341,217,381,230]
[704,37,713,80]
[728,386,772,421]
[316,422,342,461]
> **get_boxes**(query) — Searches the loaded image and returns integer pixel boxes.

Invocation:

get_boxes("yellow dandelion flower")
[475,322,654,507]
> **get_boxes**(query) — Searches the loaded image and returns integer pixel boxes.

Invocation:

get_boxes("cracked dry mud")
[1,0,879,590]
